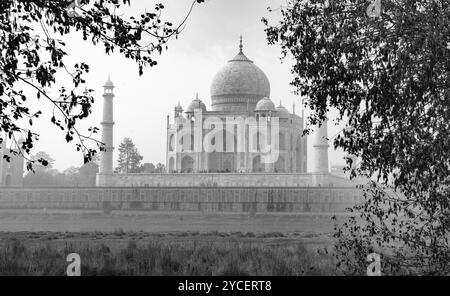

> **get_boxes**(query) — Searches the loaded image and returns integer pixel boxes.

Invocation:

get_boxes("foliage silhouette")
[0,0,203,171]
[264,0,450,275]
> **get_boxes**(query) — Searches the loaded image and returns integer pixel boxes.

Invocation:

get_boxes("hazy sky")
[25,0,346,171]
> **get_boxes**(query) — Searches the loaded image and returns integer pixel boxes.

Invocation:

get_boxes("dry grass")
[0,232,337,276]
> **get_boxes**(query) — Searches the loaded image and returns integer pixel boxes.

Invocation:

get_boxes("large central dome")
[210,38,270,112]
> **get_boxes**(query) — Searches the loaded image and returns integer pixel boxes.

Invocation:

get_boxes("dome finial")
[196,92,199,100]
[239,35,243,53]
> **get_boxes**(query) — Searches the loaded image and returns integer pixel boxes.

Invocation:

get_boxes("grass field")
[0,210,344,275]
[0,209,347,233]
[0,231,337,276]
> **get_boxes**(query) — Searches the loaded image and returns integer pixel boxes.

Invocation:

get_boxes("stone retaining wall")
[0,187,363,213]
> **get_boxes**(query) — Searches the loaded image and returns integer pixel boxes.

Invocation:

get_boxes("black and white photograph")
[0,0,449,284]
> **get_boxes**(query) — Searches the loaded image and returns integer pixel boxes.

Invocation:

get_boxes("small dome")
[175,102,183,111]
[103,76,114,88]
[255,97,276,112]
[186,95,207,113]
[276,102,290,119]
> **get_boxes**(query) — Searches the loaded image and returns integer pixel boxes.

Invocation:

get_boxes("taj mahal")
[0,38,362,214]
[166,38,309,174]
[95,38,353,188]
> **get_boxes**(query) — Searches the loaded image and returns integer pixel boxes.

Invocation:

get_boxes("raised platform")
[96,172,363,187]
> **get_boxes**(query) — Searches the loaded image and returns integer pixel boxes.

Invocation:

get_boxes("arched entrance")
[274,156,285,173]
[181,155,194,173]
[169,134,175,152]
[224,158,234,172]
[168,157,175,172]
[278,132,286,151]
[252,155,264,172]
[296,138,302,172]
[223,131,237,153]
[5,175,11,187]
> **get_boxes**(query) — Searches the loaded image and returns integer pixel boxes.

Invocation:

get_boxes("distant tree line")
[23,136,166,186]
[23,151,99,187]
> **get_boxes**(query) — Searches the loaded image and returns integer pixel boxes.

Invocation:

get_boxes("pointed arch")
[296,137,303,172]
[252,155,264,172]
[279,132,286,151]
[274,155,286,173]
[168,157,175,172]
[181,155,194,173]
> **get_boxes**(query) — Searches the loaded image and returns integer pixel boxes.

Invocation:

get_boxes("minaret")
[312,117,329,173]
[174,102,183,118]
[99,76,115,175]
